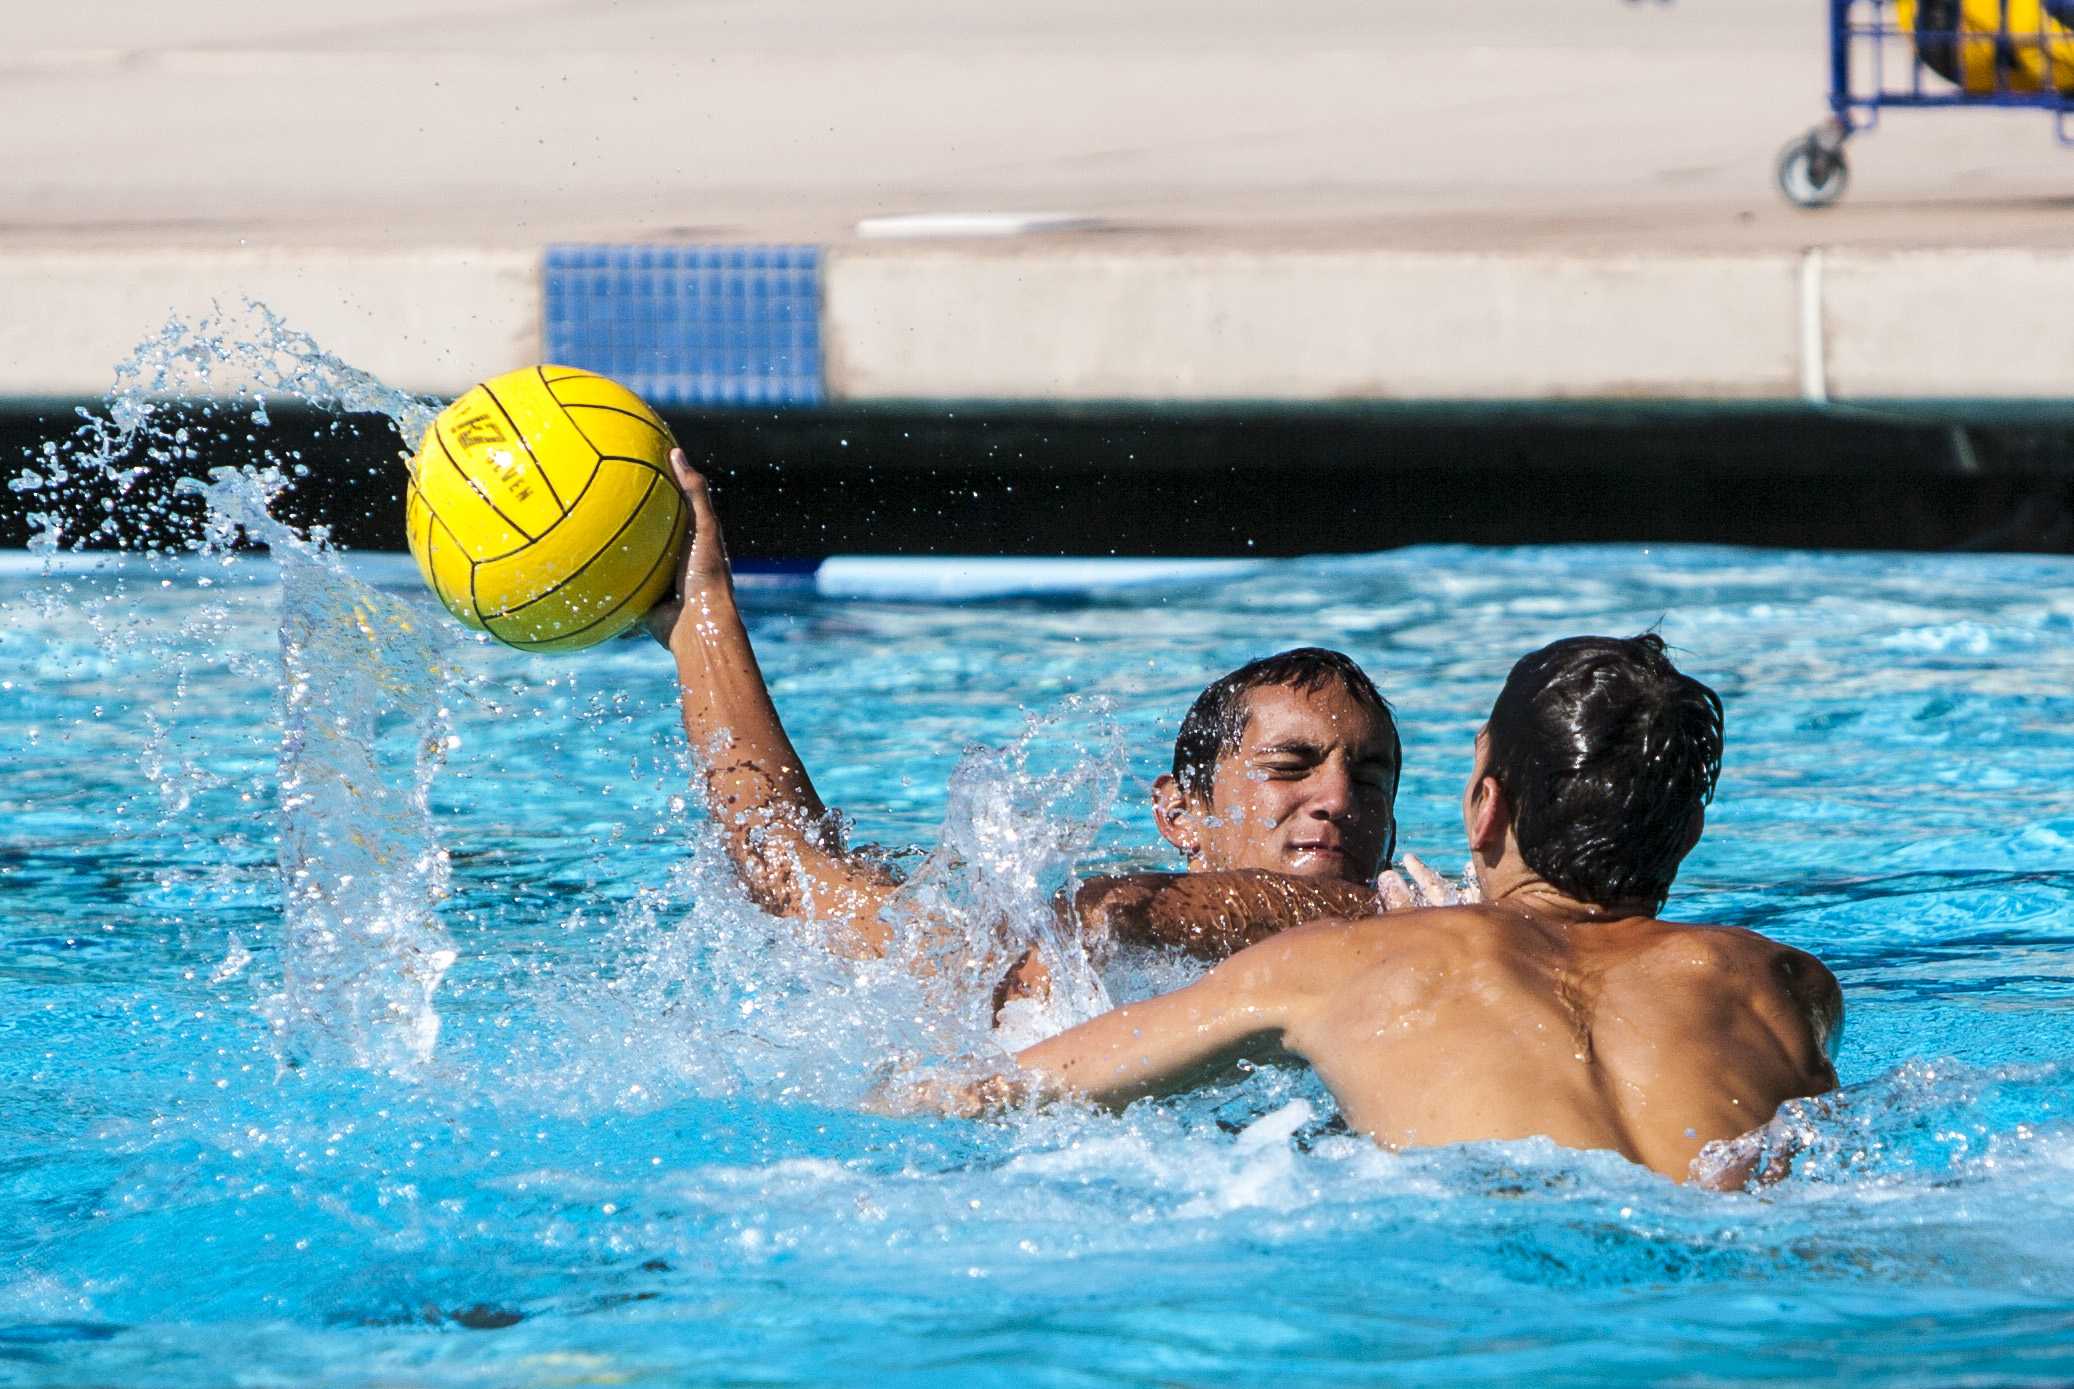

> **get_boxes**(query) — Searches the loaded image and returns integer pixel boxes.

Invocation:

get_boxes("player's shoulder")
[1329,902,1503,945]
[1214,912,1374,985]
[1218,905,1467,989]
[1637,921,1767,967]
[1632,922,1844,1063]
[1333,904,1531,975]
[1633,922,1837,996]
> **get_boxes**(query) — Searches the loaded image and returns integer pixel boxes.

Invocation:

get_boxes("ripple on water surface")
[4,541,2074,1386]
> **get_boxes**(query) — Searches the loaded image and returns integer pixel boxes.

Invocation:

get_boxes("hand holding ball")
[404,366,686,652]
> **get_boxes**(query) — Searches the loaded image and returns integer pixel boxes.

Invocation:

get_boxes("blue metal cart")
[1781,0,2074,207]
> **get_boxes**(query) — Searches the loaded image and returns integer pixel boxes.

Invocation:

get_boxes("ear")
[1466,775,1509,855]
[1150,774,1203,862]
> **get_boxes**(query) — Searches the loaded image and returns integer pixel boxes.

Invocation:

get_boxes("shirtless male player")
[643,450,1412,968]
[946,631,1845,1184]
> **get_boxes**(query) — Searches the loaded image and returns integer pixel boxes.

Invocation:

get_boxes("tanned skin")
[1071,678,1402,957]
[965,730,1843,1185]
[644,449,1405,966]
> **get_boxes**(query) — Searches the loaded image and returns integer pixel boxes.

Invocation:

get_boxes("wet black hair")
[1484,633,1723,913]
[1171,647,1401,861]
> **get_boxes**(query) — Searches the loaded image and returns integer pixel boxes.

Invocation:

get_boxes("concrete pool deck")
[7,0,2074,404]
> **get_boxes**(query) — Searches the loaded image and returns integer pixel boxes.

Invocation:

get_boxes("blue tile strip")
[543,245,823,407]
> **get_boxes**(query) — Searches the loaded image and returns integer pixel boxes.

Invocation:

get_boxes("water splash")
[497,699,1132,1114]
[1695,1056,2073,1189]
[882,697,1125,1053]
[6,300,1134,1093]
[222,481,457,1076]
[9,302,458,1076]
[13,301,437,558]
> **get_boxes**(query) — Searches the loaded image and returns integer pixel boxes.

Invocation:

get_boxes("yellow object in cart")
[1902,0,2074,94]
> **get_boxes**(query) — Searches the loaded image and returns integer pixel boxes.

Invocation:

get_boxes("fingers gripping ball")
[404,366,686,652]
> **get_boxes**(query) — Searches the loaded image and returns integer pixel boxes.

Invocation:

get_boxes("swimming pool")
[5,509,2074,1384]
[4,308,2073,1383]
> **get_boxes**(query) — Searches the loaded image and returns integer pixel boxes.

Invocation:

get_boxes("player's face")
[1195,682,1398,883]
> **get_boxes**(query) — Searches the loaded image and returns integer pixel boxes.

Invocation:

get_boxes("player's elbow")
[1065,877,1118,934]
[1065,875,1158,946]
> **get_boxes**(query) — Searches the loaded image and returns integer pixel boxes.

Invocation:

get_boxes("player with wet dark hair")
[933,633,1841,1186]
[997,646,1409,1010]
[1171,647,1402,840]
[1061,647,1407,962]
[1484,633,1722,913]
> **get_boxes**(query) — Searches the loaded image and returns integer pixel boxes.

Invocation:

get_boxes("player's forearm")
[1076,871,1380,958]
[1011,1006,1176,1108]
[883,1023,1251,1120]
[664,583,897,948]
[935,935,1323,1118]
[1011,994,1282,1110]
[668,582,824,822]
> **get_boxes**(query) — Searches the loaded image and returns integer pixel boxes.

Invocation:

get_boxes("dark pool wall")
[4,403,2074,558]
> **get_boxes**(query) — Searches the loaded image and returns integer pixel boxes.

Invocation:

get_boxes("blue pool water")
[6,538,2074,1387]
[5,315,2074,1385]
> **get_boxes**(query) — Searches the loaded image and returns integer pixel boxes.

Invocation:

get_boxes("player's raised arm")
[645,449,898,955]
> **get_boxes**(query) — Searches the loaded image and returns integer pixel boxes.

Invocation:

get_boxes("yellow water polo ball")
[404,366,686,653]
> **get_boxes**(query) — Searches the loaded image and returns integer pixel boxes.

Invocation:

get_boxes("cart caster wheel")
[1777,132,1849,209]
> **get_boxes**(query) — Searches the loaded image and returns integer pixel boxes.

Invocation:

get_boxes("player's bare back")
[1269,906,1840,1178]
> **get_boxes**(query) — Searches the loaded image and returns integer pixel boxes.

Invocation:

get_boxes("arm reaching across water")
[645,450,899,955]
[1053,854,1476,961]
[1011,942,1304,1108]
[947,922,1347,1115]
[985,871,1379,1023]
[1063,854,1471,964]
[1069,870,1382,959]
